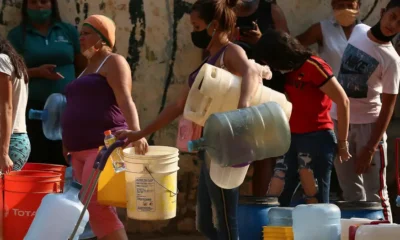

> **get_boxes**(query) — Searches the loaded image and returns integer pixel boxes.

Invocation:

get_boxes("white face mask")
[82,40,101,59]
[334,9,359,27]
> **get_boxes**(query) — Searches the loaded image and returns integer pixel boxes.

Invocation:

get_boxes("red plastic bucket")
[22,163,67,190]
[3,170,62,240]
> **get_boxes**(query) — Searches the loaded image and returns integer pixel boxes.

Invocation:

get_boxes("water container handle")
[368,220,390,225]
[94,140,125,171]
[348,225,358,240]
[184,96,212,126]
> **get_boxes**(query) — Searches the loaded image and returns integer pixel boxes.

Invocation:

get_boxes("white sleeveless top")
[318,16,351,77]
[0,54,28,133]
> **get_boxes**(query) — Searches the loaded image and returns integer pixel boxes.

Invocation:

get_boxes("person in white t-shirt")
[332,0,400,222]
[297,0,361,77]
[0,36,30,173]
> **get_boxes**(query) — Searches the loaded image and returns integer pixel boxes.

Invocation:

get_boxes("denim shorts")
[9,133,31,170]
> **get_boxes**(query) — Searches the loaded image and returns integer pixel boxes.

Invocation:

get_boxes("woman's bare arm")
[0,73,13,159]
[223,44,261,108]
[105,54,141,131]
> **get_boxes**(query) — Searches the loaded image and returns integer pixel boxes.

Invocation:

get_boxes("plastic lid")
[239,196,280,205]
[187,141,195,152]
[71,181,82,190]
[104,130,112,136]
[187,139,202,152]
[335,201,383,210]
[28,109,43,120]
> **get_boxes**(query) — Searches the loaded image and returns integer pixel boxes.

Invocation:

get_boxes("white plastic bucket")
[123,146,179,220]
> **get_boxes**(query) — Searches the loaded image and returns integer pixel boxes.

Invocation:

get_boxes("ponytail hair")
[192,0,239,33]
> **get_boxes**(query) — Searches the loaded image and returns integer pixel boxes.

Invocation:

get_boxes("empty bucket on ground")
[3,170,62,240]
[123,146,179,220]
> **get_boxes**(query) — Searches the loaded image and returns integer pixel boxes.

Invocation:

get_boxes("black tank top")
[236,0,274,32]
[236,0,285,93]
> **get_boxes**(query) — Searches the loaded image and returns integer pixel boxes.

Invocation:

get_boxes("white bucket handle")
[126,166,179,196]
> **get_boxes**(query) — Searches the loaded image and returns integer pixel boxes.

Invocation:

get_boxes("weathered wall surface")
[2,0,398,235]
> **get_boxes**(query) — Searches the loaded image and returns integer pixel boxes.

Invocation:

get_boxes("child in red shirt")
[255,30,351,205]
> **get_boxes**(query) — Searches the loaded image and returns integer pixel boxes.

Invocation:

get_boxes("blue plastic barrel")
[237,196,279,240]
[335,201,385,220]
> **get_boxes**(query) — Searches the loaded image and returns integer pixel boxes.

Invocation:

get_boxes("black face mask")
[191,28,212,49]
[370,20,396,43]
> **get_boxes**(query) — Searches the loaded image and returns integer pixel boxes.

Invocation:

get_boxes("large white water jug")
[24,181,89,240]
[184,63,292,126]
[355,224,400,240]
[340,218,372,240]
[293,204,341,240]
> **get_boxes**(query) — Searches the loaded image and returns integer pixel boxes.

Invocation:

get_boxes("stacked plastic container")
[263,226,293,240]
[262,207,294,240]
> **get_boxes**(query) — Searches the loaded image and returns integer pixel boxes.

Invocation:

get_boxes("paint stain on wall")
[127,0,146,78]
[147,0,193,144]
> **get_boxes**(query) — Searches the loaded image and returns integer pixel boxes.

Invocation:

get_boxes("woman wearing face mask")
[297,0,361,77]
[0,37,30,174]
[61,15,148,240]
[7,0,86,166]
[116,0,260,238]
[255,30,351,206]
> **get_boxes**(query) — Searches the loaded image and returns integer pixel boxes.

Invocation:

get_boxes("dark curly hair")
[0,36,28,83]
[255,29,313,71]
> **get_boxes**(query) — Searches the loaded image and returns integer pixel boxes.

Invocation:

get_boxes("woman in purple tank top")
[61,15,148,240]
[115,1,261,239]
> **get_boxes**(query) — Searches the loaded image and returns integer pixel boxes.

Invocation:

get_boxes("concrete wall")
[2,0,398,235]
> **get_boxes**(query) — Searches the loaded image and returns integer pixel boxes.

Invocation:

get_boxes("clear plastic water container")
[24,181,89,240]
[62,157,96,240]
[184,63,292,127]
[293,204,341,240]
[28,93,66,141]
[188,102,290,167]
[268,207,294,226]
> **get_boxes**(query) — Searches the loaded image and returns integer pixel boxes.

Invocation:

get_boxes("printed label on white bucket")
[135,177,155,212]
